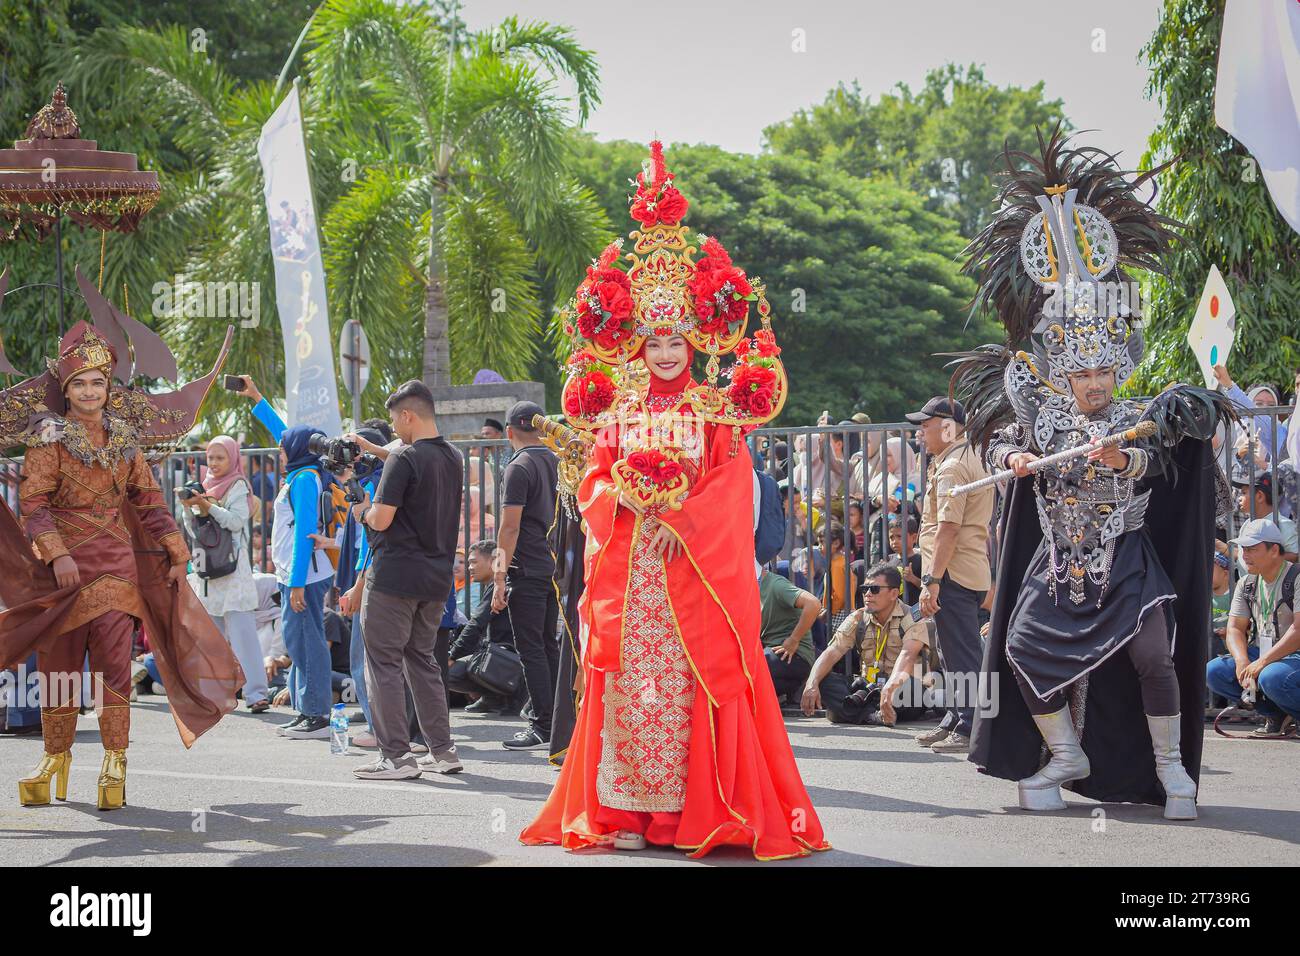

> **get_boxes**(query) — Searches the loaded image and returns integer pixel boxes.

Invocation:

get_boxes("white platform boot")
[1146,714,1198,820]
[1017,707,1091,811]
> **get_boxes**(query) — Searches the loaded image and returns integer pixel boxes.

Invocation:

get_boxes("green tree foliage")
[1134,0,1300,396]
[1,0,608,439]
[566,135,995,423]
[764,65,1069,238]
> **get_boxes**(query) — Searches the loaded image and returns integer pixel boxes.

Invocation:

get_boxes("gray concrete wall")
[427,381,547,440]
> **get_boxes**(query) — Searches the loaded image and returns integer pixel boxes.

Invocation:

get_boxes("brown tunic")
[19,415,189,634]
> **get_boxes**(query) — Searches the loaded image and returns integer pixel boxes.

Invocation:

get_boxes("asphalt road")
[2,699,1296,866]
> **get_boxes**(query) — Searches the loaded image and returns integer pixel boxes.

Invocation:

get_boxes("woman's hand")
[234,375,263,404]
[190,493,213,516]
[616,490,644,513]
[52,555,80,589]
[167,563,188,586]
[308,533,337,551]
[647,522,682,563]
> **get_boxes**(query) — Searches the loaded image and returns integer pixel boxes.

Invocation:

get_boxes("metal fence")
[3,402,1291,627]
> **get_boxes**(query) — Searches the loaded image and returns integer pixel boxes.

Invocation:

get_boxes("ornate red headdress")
[561,141,787,428]
[53,321,116,387]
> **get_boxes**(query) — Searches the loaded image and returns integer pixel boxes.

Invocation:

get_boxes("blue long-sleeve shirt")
[253,397,287,444]
[259,397,327,588]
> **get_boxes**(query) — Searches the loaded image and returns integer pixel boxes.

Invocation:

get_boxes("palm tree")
[308,0,608,386]
[45,0,609,433]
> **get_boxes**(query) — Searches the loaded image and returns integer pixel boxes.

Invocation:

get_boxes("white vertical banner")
[257,84,343,435]
[1215,0,1300,236]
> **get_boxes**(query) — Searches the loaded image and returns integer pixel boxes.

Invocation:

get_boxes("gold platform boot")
[18,709,77,806]
[18,752,72,805]
[97,748,127,810]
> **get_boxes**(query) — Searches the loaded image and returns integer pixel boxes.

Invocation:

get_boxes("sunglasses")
[861,584,895,595]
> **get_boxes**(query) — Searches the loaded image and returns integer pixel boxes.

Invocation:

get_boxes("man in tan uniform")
[909,397,993,754]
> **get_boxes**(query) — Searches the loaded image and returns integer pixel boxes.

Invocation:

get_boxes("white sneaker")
[351,731,379,749]
[417,750,463,775]
[612,830,646,850]
[352,756,422,780]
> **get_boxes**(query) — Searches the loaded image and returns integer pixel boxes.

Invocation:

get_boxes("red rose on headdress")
[728,362,778,417]
[597,280,632,321]
[575,259,634,350]
[688,237,752,335]
[563,369,616,417]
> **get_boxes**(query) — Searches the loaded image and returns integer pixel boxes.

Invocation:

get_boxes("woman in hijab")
[181,435,268,711]
[237,374,336,739]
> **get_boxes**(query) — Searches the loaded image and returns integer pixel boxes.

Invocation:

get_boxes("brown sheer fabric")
[124,504,243,747]
[0,496,242,748]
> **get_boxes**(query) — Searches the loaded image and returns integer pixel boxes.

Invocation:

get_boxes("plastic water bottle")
[329,703,349,754]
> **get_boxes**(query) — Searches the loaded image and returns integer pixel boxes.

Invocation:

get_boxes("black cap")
[506,401,544,432]
[1231,471,1273,502]
[904,396,966,425]
[483,417,504,432]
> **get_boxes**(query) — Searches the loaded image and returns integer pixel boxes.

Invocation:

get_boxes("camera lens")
[307,433,327,456]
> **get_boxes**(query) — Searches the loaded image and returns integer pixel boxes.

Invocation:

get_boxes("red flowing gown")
[520,383,829,860]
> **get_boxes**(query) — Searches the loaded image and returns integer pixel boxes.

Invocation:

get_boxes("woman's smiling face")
[643,334,690,382]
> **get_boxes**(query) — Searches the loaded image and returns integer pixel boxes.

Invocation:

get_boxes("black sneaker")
[282,715,331,739]
[464,697,499,715]
[502,729,550,751]
[277,714,308,736]
[1253,714,1289,737]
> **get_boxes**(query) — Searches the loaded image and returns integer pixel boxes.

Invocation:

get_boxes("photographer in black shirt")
[351,380,465,780]
[492,401,560,750]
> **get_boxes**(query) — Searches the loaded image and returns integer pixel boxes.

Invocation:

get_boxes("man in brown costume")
[0,304,243,811]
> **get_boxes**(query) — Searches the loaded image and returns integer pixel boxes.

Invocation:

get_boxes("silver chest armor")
[988,363,1152,607]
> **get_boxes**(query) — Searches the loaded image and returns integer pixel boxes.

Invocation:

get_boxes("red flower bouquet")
[688,236,755,336]
[574,242,635,351]
[562,350,619,417]
[727,356,780,418]
[626,449,684,486]
[629,141,690,227]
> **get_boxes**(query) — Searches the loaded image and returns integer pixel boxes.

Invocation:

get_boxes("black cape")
[969,437,1215,806]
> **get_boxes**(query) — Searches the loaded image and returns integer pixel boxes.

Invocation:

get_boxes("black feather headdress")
[960,124,1183,346]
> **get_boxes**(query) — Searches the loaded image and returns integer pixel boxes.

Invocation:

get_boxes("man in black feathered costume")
[948,128,1235,820]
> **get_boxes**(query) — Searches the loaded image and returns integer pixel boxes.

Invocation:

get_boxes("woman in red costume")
[521,142,828,860]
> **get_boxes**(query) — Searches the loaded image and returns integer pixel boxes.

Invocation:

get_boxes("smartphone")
[222,374,244,392]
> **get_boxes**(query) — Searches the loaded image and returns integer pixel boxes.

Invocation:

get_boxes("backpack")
[317,477,349,570]
[189,478,247,587]
[754,468,786,565]
[1241,563,1298,637]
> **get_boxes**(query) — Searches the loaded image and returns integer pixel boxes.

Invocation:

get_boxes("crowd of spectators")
[12,359,1296,772]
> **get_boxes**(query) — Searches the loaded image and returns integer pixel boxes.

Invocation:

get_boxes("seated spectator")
[818,521,858,633]
[847,500,866,561]
[800,563,932,726]
[1232,472,1299,568]
[879,515,923,605]
[1208,544,1234,710]
[447,539,518,714]
[324,606,354,702]
[1206,519,1299,736]
[757,567,821,705]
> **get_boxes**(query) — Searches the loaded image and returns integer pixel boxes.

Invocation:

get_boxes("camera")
[307,433,380,503]
[176,480,206,501]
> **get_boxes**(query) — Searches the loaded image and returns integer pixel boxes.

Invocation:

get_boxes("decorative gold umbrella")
[0,83,162,363]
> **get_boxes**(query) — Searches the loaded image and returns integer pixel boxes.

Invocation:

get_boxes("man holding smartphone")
[350,381,465,779]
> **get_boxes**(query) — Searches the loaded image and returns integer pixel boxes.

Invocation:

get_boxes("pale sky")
[462,0,1164,166]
